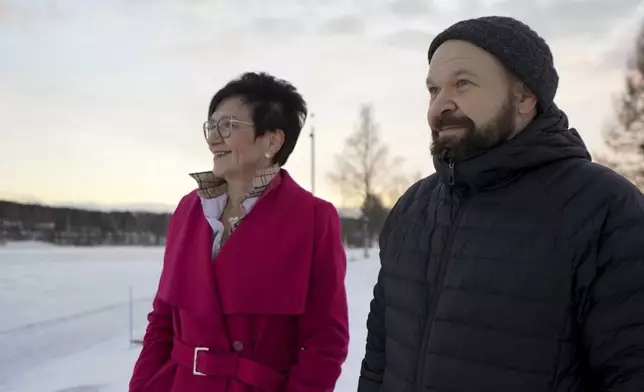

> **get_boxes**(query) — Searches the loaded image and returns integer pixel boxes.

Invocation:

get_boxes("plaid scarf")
[188,165,280,234]
[189,165,280,200]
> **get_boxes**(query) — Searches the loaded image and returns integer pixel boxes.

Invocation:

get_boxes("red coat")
[129,171,349,392]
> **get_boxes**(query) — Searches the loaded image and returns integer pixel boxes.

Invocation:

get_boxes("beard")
[430,98,517,161]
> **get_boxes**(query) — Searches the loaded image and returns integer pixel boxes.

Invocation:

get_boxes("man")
[358,16,644,392]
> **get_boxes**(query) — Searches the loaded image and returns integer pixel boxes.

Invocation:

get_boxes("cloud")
[596,18,644,71]
[484,0,644,41]
[0,2,8,23]
[598,39,633,71]
[0,0,64,30]
[320,15,366,34]
[319,14,365,35]
[251,16,307,36]
[387,0,433,17]
[380,29,435,50]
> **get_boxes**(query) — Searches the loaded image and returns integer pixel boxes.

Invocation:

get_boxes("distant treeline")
[0,200,170,246]
[0,200,373,248]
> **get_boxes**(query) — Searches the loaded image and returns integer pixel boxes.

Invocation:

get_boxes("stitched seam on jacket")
[440,286,557,306]
[431,317,564,343]
[424,350,552,377]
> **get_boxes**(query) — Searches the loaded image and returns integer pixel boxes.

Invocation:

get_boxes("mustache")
[436,113,474,128]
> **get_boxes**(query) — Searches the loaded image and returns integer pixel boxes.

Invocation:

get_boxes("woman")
[129,72,349,392]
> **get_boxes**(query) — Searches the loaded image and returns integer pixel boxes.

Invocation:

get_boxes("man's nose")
[429,92,457,122]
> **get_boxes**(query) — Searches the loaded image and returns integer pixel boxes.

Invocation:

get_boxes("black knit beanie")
[427,16,558,112]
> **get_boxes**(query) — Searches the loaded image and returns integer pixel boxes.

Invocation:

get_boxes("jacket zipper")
[448,160,455,186]
[414,159,469,391]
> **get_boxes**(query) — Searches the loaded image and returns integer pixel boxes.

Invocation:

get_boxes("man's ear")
[514,82,537,115]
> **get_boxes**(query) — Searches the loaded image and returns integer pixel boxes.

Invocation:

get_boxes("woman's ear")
[268,129,285,156]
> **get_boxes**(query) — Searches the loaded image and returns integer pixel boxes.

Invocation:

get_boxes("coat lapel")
[157,193,229,336]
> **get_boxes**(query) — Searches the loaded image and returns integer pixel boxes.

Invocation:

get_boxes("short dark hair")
[207,72,308,166]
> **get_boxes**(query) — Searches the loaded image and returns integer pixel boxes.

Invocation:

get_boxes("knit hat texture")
[428,16,558,112]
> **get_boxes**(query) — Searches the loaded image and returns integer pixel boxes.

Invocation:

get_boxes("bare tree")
[599,20,644,190]
[328,103,413,257]
[328,103,387,206]
[328,103,419,207]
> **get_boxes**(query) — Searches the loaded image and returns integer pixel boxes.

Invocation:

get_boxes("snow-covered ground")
[0,242,380,392]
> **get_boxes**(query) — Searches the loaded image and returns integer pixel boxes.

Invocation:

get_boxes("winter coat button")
[232,340,244,352]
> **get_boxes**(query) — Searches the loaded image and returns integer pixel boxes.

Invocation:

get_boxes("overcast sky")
[1,0,643,210]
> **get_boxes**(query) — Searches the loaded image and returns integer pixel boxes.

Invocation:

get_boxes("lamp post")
[363,215,369,258]
[309,113,316,195]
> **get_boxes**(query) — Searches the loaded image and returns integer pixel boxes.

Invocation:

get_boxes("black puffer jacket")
[358,106,644,392]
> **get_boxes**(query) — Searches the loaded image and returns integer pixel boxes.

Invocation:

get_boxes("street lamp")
[309,113,316,195]
[362,215,369,258]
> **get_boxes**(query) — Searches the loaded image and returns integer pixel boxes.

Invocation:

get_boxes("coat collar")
[433,104,591,192]
[188,165,280,200]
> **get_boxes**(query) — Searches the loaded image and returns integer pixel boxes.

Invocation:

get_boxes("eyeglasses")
[203,116,254,140]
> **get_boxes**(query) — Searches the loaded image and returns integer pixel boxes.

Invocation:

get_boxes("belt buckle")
[193,346,209,376]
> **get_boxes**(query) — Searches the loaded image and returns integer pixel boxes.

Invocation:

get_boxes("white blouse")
[199,194,260,257]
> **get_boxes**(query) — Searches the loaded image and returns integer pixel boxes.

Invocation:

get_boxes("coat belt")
[171,337,286,392]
